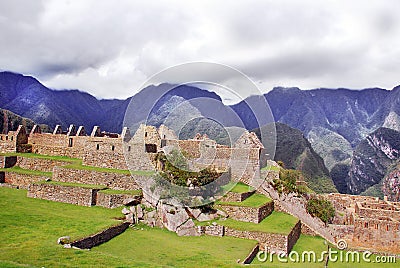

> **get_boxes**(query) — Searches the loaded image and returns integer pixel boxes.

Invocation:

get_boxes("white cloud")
[0,0,400,101]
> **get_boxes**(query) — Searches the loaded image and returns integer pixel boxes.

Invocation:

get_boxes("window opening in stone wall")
[364,222,368,228]
[386,225,389,231]
[145,144,157,153]
[164,135,166,139]
[5,136,8,141]
[112,145,115,151]
[10,136,13,141]
[96,144,100,150]
[0,136,2,140]
[68,138,73,147]
[160,140,166,148]
[145,132,148,137]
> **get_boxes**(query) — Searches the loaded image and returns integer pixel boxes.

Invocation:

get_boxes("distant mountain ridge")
[1,71,400,196]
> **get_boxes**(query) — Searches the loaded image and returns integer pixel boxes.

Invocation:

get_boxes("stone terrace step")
[28,181,107,207]
[216,193,274,223]
[197,211,301,255]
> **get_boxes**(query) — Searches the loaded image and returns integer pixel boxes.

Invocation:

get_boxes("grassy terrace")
[0,187,257,267]
[98,189,142,195]
[0,152,156,176]
[0,166,52,177]
[0,152,80,163]
[222,181,255,193]
[197,211,298,235]
[35,180,107,189]
[216,193,272,208]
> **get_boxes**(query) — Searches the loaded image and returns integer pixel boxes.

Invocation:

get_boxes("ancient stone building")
[0,124,266,184]
[326,193,400,253]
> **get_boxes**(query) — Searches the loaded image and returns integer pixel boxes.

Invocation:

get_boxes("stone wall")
[28,183,102,206]
[353,217,400,253]
[355,202,400,221]
[96,192,142,209]
[225,220,301,255]
[2,172,51,189]
[52,167,141,190]
[197,224,225,237]
[220,190,255,202]
[70,222,130,249]
[219,201,274,223]
[301,222,318,236]
[286,221,302,254]
[16,157,70,172]
[225,228,287,254]
[0,134,16,153]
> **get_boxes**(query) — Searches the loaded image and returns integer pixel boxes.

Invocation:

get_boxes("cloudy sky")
[1,0,400,103]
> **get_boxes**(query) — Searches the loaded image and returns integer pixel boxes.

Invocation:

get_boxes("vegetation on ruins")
[156,150,221,187]
[272,168,312,196]
[306,196,335,224]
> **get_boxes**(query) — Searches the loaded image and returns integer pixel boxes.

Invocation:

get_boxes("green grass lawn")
[222,181,255,193]
[216,193,272,208]
[0,187,258,267]
[261,165,281,172]
[0,166,52,177]
[197,211,298,235]
[98,189,142,195]
[0,152,81,163]
[251,235,398,267]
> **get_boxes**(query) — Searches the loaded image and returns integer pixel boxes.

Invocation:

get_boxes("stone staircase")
[258,180,337,245]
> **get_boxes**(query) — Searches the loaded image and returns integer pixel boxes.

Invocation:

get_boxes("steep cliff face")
[347,127,400,194]
[253,123,337,193]
[382,163,400,202]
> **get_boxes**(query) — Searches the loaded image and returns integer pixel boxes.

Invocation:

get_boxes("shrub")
[306,197,335,224]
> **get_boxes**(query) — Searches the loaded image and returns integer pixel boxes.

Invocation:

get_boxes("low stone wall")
[96,192,142,209]
[2,172,50,189]
[287,221,302,253]
[219,201,274,223]
[220,190,255,202]
[31,144,84,159]
[197,224,225,237]
[225,221,301,255]
[301,222,318,236]
[16,156,70,172]
[28,183,102,206]
[243,244,260,264]
[83,151,128,170]
[53,167,141,190]
[70,222,130,249]
[225,227,288,254]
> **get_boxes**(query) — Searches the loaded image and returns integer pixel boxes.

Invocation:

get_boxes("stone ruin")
[325,193,400,253]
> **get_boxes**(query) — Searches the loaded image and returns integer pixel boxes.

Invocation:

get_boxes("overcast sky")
[1,0,400,103]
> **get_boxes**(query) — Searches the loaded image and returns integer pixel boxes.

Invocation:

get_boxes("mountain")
[0,71,128,132]
[345,127,400,195]
[2,71,400,197]
[0,72,227,133]
[253,123,337,193]
[0,108,50,134]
